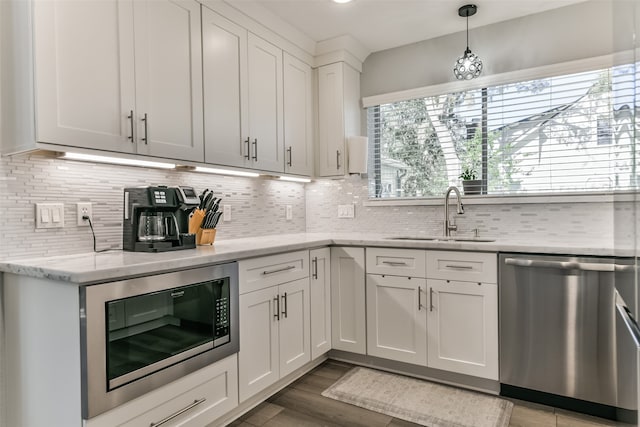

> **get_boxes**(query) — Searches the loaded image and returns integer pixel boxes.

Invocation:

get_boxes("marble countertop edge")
[0,233,633,285]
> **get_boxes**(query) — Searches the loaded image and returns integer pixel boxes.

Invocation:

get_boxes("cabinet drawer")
[367,248,426,277]
[85,354,238,427]
[239,250,309,294]
[426,251,497,283]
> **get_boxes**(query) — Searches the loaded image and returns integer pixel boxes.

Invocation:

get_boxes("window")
[367,61,638,198]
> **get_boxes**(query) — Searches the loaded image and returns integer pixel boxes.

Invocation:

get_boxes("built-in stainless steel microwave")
[80,262,239,419]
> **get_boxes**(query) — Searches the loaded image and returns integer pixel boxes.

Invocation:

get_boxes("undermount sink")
[387,236,496,243]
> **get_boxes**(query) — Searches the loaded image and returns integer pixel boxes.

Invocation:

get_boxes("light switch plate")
[285,205,293,220]
[223,205,231,222]
[338,204,355,219]
[35,203,65,229]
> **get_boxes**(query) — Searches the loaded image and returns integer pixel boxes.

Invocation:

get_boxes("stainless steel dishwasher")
[499,253,637,421]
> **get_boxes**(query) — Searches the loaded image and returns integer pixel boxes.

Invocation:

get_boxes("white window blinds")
[367,61,638,199]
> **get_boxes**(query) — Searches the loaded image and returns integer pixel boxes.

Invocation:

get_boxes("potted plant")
[459,166,482,195]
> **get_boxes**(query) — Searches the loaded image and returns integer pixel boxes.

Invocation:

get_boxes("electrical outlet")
[285,205,293,220]
[223,204,231,222]
[77,202,92,226]
[337,204,355,219]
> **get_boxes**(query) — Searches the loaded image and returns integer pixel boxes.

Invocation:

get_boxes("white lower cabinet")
[85,354,238,427]
[330,247,366,354]
[310,248,332,359]
[364,248,499,381]
[366,274,427,365]
[238,267,311,402]
[426,279,499,380]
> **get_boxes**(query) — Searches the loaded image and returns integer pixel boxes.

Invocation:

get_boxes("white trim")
[363,191,638,206]
[362,51,636,107]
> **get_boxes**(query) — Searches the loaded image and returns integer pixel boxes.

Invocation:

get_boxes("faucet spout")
[444,186,464,237]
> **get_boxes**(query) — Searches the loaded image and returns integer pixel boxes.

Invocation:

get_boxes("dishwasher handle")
[504,257,633,272]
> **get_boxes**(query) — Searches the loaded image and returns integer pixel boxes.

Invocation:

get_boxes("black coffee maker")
[123,186,199,252]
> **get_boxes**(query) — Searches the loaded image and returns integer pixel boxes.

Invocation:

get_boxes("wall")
[361,0,635,97]
[0,152,306,260]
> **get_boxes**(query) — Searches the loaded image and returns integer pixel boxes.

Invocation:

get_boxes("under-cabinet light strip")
[278,175,312,183]
[61,152,176,169]
[193,166,260,177]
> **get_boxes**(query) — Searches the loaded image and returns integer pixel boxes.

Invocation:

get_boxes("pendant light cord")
[466,14,469,50]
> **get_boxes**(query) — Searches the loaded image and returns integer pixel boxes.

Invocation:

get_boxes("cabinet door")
[238,287,279,402]
[283,53,313,176]
[33,0,136,153]
[330,247,366,354]
[427,279,499,380]
[278,278,311,377]
[133,0,204,162]
[310,248,331,359]
[202,7,249,168]
[247,33,283,172]
[317,62,344,176]
[366,274,427,365]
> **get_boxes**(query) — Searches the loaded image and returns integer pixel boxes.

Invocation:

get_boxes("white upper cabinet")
[317,62,361,177]
[247,33,284,173]
[283,53,313,176]
[202,7,249,168]
[13,0,204,162]
[32,0,136,153]
[133,0,204,162]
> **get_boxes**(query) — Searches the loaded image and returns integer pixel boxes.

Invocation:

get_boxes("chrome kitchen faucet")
[444,186,464,237]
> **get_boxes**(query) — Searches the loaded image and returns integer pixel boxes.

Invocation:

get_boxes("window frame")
[362,51,638,204]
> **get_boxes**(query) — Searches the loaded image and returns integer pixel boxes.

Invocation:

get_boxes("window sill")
[363,191,638,207]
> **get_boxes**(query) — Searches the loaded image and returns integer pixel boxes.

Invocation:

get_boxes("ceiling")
[228,0,588,54]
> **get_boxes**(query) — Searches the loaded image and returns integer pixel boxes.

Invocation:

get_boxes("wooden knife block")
[196,228,216,245]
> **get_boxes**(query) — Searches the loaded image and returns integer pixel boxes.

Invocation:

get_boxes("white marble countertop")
[0,232,631,284]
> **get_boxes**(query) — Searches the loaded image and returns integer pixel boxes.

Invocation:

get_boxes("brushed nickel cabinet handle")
[141,113,148,144]
[274,295,280,321]
[282,292,288,318]
[127,110,134,142]
[429,287,434,312]
[418,286,422,311]
[252,138,258,161]
[263,265,295,275]
[382,261,408,266]
[244,137,251,160]
[445,264,473,270]
[149,398,206,426]
[336,150,341,170]
[287,146,292,167]
[312,257,318,280]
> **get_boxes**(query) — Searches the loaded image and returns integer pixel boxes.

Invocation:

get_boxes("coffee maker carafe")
[137,211,179,242]
[123,186,198,252]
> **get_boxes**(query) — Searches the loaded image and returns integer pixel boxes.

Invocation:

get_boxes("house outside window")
[367,61,639,198]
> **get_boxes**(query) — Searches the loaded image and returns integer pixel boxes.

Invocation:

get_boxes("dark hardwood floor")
[228,360,626,427]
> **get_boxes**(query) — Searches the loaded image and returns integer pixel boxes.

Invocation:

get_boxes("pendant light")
[453,4,483,80]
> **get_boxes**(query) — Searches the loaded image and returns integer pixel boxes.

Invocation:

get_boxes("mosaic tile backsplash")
[0,153,635,261]
[305,175,636,248]
[0,152,306,260]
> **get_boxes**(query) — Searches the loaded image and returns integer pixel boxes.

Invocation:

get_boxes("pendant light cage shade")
[453,4,483,80]
[454,48,483,80]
